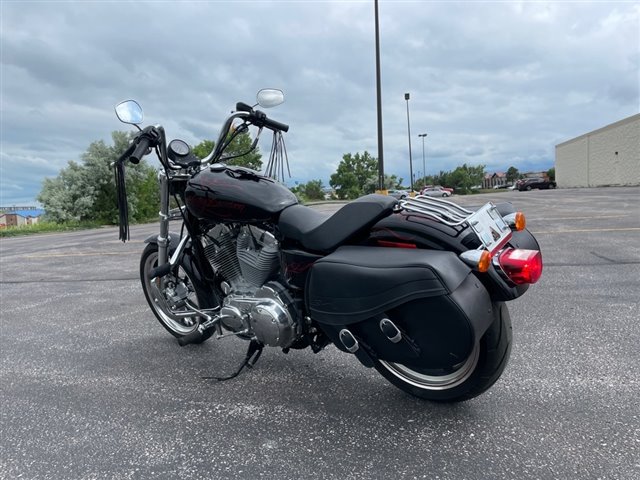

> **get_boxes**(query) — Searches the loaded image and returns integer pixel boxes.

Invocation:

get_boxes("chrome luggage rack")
[399,194,474,227]
[400,195,513,254]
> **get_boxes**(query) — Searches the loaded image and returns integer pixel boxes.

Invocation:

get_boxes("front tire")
[140,243,215,340]
[374,302,512,402]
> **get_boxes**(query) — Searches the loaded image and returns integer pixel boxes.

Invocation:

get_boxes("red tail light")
[498,248,543,285]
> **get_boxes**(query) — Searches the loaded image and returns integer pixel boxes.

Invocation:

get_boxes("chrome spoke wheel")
[141,248,200,336]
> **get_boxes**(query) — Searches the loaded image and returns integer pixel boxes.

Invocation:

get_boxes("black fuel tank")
[184,166,298,222]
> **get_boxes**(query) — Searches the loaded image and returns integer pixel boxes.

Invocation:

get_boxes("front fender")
[143,232,182,253]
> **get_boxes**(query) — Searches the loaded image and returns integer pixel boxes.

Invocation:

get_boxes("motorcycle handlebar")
[235,102,253,112]
[129,135,151,164]
[261,115,289,133]
[235,103,289,133]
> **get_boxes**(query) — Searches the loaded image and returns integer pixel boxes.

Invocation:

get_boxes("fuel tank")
[185,166,298,222]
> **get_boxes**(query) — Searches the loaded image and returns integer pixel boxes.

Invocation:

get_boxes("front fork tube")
[157,171,171,266]
[154,172,189,287]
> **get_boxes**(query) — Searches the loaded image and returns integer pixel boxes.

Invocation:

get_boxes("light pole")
[374,0,385,190]
[419,133,428,186]
[405,93,413,193]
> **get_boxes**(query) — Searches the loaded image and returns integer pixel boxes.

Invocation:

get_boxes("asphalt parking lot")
[1,186,639,479]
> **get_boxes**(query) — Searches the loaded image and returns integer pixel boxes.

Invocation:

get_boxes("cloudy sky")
[1,1,638,206]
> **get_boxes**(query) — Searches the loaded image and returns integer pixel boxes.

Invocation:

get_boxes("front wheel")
[140,243,215,340]
[374,302,512,402]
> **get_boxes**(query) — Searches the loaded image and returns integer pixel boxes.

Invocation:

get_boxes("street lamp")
[374,0,384,190]
[419,133,428,187]
[405,93,414,192]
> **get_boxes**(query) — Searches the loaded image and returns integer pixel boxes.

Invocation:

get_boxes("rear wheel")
[374,302,512,402]
[140,243,215,340]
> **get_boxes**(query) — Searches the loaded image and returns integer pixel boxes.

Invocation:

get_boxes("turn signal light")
[503,212,526,231]
[477,250,492,272]
[498,248,543,285]
[459,249,492,272]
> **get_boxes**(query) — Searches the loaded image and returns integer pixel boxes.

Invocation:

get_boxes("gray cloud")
[1,1,638,205]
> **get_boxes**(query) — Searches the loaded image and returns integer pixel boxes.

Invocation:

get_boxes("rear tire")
[374,302,512,402]
[140,243,215,340]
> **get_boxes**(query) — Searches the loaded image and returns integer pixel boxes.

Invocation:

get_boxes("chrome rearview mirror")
[256,89,284,108]
[115,100,143,125]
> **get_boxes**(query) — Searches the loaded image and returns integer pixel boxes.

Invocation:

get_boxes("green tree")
[506,166,520,184]
[364,174,402,194]
[38,131,159,224]
[192,140,215,160]
[424,164,485,194]
[192,131,262,171]
[297,179,326,201]
[329,151,378,199]
[547,167,555,181]
[451,164,485,193]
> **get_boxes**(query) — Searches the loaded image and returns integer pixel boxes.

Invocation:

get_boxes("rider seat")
[278,194,398,253]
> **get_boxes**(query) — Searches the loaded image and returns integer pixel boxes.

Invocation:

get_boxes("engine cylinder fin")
[204,229,242,282]
[236,231,279,287]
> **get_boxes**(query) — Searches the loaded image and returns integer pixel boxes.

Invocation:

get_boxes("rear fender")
[367,202,539,301]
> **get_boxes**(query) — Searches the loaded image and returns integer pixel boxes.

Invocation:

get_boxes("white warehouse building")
[555,113,640,188]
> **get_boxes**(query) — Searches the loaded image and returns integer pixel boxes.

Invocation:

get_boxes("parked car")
[516,178,557,191]
[421,187,452,197]
[387,189,409,199]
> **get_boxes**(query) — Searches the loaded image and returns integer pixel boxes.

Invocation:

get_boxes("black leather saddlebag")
[307,246,495,369]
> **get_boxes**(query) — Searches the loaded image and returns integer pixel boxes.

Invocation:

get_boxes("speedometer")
[168,139,190,158]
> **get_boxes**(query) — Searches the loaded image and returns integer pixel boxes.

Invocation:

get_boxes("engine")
[202,225,301,348]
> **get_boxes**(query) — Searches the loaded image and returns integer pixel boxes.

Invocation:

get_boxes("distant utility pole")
[405,93,414,192]
[374,0,385,190]
[419,133,428,184]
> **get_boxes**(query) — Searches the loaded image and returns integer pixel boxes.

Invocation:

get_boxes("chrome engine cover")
[219,282,298,347]
[249,284,297,347]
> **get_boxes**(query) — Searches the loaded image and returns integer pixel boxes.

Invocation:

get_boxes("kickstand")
[202,339,264,381]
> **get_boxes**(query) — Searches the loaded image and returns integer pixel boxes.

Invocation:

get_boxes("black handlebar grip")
[130,135,151,164]
[236,102,253,112]
[263,117,289,133]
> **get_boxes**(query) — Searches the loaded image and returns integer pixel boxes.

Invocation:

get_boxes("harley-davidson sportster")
[112,89,542,402]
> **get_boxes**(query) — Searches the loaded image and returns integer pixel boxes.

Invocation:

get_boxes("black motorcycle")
[112,89,542,402]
